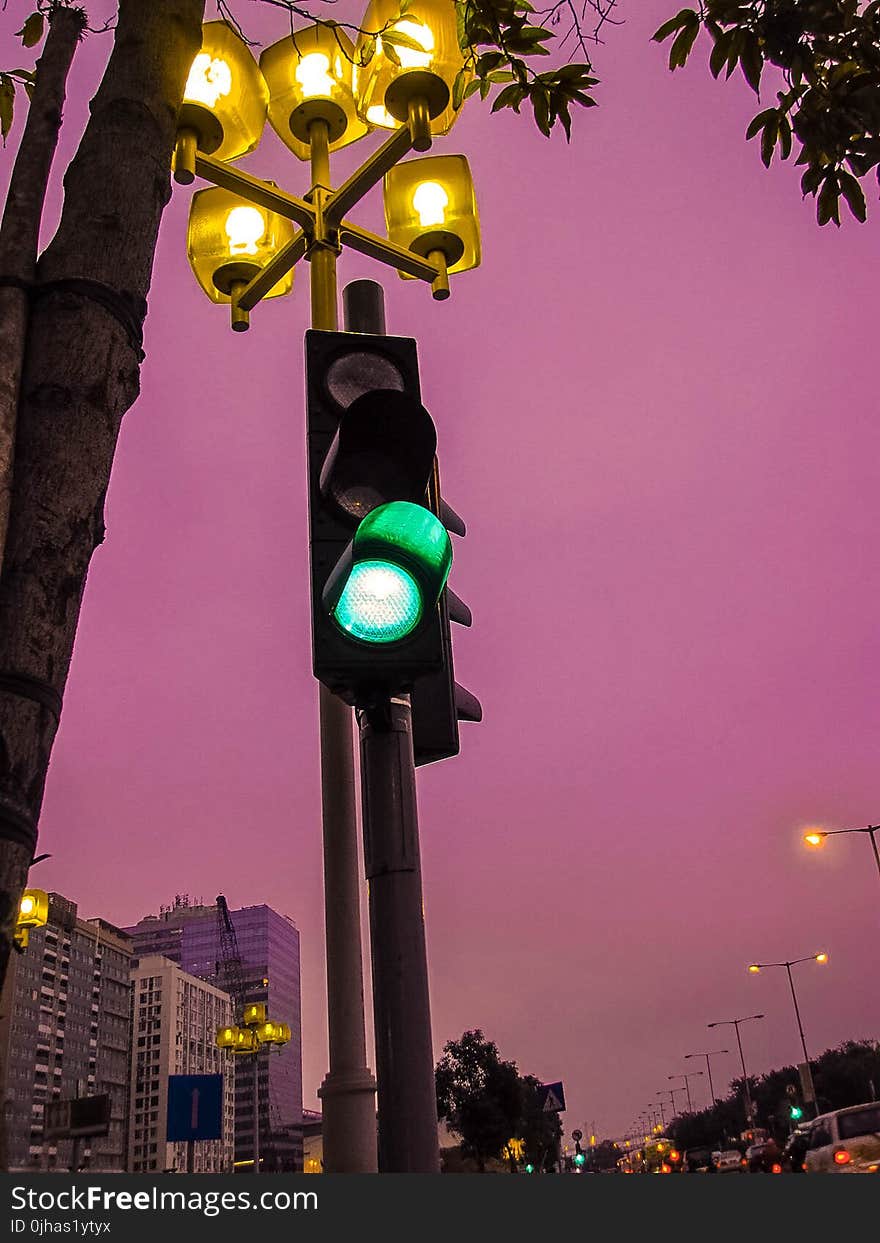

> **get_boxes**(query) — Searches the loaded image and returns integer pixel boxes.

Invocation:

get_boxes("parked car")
[804,1102,880,1173]
[713,1149,746,1173]
[684,1146,716,1173]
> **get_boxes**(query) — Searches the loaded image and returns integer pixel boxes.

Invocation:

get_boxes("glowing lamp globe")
[233,1028,258,1054]
[815,952,828,964]
[216,1025,240,1049]
[242,1002,267,1027]
[384,154,480,279]
[179,20,269,161]
[260,27,369,161]
[803,831,825,847]
[18,888,49,929]
[354,0,470,139]
[273,1022,292,1045]
[747,964,761,974]
[186,186,296,305]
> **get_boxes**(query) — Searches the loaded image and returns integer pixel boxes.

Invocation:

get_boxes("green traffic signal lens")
[332,559,423,644]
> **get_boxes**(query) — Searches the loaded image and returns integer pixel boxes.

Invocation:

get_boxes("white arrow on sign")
[191,1088,200,1130]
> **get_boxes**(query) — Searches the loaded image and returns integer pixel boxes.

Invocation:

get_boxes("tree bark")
[0,4,86,573]
[0,0,206,995]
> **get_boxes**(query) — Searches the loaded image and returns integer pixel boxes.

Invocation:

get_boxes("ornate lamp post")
[216,1003,291,1175]
[177,10,481,1174]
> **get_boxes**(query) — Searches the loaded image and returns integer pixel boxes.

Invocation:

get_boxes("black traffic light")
[411,459,482,765]
[306,329,450,705]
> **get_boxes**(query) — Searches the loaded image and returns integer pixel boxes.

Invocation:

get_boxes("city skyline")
[2,0,878,1144]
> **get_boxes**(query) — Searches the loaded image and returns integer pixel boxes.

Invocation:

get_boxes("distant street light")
[746,953,829,1116]
[668,1070,703,1113]
[707,1014,764,1129]
[684,1049,729,1106]
[803,824,880,887]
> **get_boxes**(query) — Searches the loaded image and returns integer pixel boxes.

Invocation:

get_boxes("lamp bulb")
[225,206,265,256]
[185,53,232,108]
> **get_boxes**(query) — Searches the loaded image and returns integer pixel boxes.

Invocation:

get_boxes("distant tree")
[435,1030,523,1173]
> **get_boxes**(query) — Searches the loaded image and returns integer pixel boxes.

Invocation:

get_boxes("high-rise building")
[0,893,131,1172]
[125,895,303,1171]
[128,955,234,1173]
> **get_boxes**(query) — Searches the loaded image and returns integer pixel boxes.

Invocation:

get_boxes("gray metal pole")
[358,695,440,1172]
[733,1022,754,1129]
[704,1054,716,1106]
[312,256,378,1173]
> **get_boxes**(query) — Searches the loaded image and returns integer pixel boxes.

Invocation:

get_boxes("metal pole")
[785,962,811,1069]
[683,1078,693,1113]
[308,124,379,1175]
[868,828,880,885]
[186,1140,195,1175]
[358,695,440,1172]
[733,1022,754,1129]
[253,1050,259,1175]
[704,1054,716,1106]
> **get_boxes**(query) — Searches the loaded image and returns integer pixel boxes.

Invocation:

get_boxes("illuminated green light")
[333,559,422,643]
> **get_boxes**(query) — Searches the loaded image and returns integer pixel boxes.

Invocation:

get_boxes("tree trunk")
[0,0,206,996]
[0,4,86,573]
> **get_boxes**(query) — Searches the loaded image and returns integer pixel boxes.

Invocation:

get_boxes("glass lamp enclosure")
[181,20,269,161]
[384,154,480,277]
[354,0,469,136]
[260,26,369,160]
[187,185,296,303]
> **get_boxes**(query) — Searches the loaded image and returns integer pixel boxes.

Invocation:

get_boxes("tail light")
[661,1163,671,1174]
[771,1163,782,1174]
[833,1149,852,1166]
[741,1158,748,1167]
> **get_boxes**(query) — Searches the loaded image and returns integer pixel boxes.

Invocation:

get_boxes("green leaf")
[531,87,551,137]
[491,83,524,113]
[0,78,14,143]
[777,114,792,161]
[739,33,763,95]
[839,170,867,222]
[479,75,492,100]
[709,31,732,79]
[381,29,427,54]
[817,175,840,226]
[557,100,572,142]
[760,115,779,167]
[381,38,401,67]
[746,108,778,141]
[16,13,44,49]
[452,68,468,110]
[463,78,483,100]
[651,9,698,44]
[668,20,700,71]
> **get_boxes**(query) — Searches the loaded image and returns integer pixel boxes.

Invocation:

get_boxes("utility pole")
[347,279,440,1174]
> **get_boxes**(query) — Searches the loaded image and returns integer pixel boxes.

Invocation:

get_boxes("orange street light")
[801,823,880,887]
[747,953,829,1113]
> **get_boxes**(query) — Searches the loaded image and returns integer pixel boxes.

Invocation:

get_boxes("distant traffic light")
[524,1163,534,1174]
[573,1151,586,1168]
[306,330,448,702]
[789,1105,804,1121]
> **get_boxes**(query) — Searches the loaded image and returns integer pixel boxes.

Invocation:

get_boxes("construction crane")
[215,894,247,1024]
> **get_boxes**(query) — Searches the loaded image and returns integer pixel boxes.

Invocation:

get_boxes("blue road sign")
[166,1074,223,1142]
[538,1081,566,1113]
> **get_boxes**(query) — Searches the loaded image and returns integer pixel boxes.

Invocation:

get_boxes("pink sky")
[3,0,879,1141]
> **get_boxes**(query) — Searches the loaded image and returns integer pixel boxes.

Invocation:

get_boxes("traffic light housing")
[411,459,481,764]
[789,1105,803,1121]
[306,329,448,704]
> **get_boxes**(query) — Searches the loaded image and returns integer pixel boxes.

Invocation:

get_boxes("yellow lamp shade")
[384,154,480,278]
[274,1022,292,1045]
[18,889,49,930]
[180,20,269,160]
[216,1025,240,1049]
[233,1028,258,1054]
[242,1002,268,1027]
[260,27,369,161]
[354,0,470,137]
[187,186,296,304]
[257,1021,279,1044]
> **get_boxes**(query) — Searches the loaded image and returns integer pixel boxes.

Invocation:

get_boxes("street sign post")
[167,1074,223,1171]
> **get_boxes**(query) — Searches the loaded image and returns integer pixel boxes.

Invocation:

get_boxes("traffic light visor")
[325,501,452,646]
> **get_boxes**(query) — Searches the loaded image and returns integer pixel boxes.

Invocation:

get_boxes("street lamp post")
[707,1015,764,1130]
[178,11,481,1173]
[668,1071,703,1114]
[803,824,880,887]
[684,1049,729,1106]
[216,1006,291,1175]
[747,952,828,1116]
